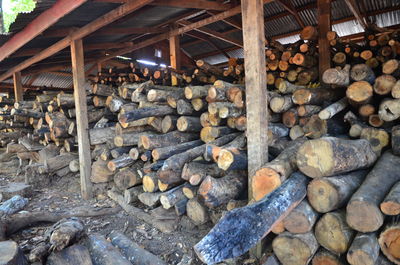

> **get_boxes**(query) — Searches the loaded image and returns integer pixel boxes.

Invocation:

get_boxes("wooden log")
[69,159,80,173]
[307,170,368,213]
[392,80,400,98]
[174,198,188,216]
[198,172,246,208]
[347,151,400,232]
[347,232,380,265]
[282,200,318,234]
[109,231,167,265]
[315,210,355,254]
[93,83,114,96]
[138,192,161,207]
[142,172,159,192]
[87,233,131,265]
[350,64,376,83]
[392,125,400,155]
[322,65,350,86]
[176,116,202,132]
[141,131,198,150]
[182,161,225,186]
[194,172,308,264]
[378,98,400,122]
[184,85,210,99]
[252,139,306,200]
[0,241,28,265]
[270,95,293,114]
[176,99,195,115]
[39,153,77,174]
[0,195,28,216]
[110,147,131,159]
[200,126,235,143]
[152,140,202,161]
[160,184,187,209]
[293,53,317,68]
[380,181,400,215]
[124,186,143,204]
[107,154,134,172]
[373,74,397,95]
[346,81,374,105]
[89,127,115,145]
[318,97,348,120]
[275,79,305,94]
[292,88,335,105]
[273,231,319,265]
[119,105,175,123]
[186,198,209,225]
[161,115,177,133]
[312,249,343,265]
[6,143,27,154]
[383,59,400,76]
[297,105,322,117]
[378,222,400,264]
[114,132,153,147]
[182,185,197,199]
[359,127,390,155]
[300,25,318,41]
[48,217,84,251]
[296,137,377,178]
[46,245,92,265]
[114,167,141,190]
[90,159,114,183]
[217,148,247,171]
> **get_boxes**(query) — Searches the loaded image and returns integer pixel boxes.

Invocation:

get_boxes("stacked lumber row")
[194,137,400,265]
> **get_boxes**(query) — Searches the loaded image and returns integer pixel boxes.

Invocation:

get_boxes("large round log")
[282,200,318,234]
[346,81,373,105]
[378,222,400,264]
[114,167,142,190]
[346,151,400,232]
[312,249,343,265]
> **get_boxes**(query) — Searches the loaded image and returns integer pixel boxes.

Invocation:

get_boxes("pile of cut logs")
[1,25,400,265]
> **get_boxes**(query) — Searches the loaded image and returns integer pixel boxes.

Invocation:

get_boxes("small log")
[89,127,115,145]
[282,108,299,128]
[46,245,92,265]
[378,222,400,264]
[124,186,143,204]
[300,25,318,40]
[350,64,376,83]
[176,99,195,115]
[151,140,202,161]
[141,131,198,150]
[315,210,355,254]
[273,231,319,265]
[380,181,400,215]
[347,232,380,265]
[392,80,400,98]
[184,85,210,99]
[182,162,224,186]
[107,154,134,172]
[198,172,246,208]
[318,97,348,120]
[296,137,377,178]
[346,81,374,105]
[138,192,161,207]
[177,116,202,132]
[87,233,131,265]
[252,138,306,200]
[109,231,167,265]
[373,74,397,95]
[307,170,368,213]
[142,172,159,192]
[382,59,400,76]
[49,217,84,251]
[270,95,293,113]
[392,125,400,155]
[114,167,142,190]
[93,83,114,96]
[161,115,177,133]
[282,200,318,234]
[110,147,131,159]
[358,104,375,119]
[217,148,247,171]
[312,249,343,265]
[200,126,235,143]
[194,172,309,264]
[114,132,154,147]
[119,105,175,123]
[289,125,304,140]
[297,105,322,117]
[293,53,317,67]
[275,79,305,94]
[0,195,28,216]
[186,198,209,225]
[322,65,350,86]
[91,159,114,183]
[182,185,197,199]
[0,241,28,265]
[378,98,400,122]
[174,198,188,216]
[347,151,400,232]
[360,127,390,155]
[160,184,187,209]
[292,88,335,105]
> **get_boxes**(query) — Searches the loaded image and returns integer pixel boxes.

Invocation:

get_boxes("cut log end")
[252,168,281,201]
[346,200,383,233]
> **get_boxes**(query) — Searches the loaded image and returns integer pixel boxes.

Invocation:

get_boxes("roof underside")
[0,0,399,89]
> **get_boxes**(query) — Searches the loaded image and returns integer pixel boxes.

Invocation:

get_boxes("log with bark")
[282,200,318,234]
[87,233,131,265]
[347,232,380,265]
[46,244,92,265]
[380,181,400,215]
[378,221,400,264]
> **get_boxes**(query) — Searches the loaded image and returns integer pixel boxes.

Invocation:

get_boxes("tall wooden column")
[242,0,268,258]
[70,39,93,200]
[12,72,23,102]
[169,25,181,86]
[318,0,332,82]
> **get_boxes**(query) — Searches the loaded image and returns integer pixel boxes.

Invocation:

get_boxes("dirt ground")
[0,155,253,265]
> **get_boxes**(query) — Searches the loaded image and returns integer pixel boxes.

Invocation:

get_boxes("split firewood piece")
[0,241,28,265]
[282,200,318,234]
[380,181,400,215]
[252,138,306,201]
[350,64,376,83]
[378,98,400,122]
[160,184,188,209]
[312,249,344,265]
[198,172,246,208]
[347,232,380,265]
[186,198,209,226]
[87,233,131,265]
[346,81,374,105]
[393,125,400,155]
[318,97,348,120]
[322,64,350,86]
[107,154,134,172]
[315,210,355,254]
[138,192,161,207]
[359,127,390,155]
[307,170,368,213]
[114,167,142,190]
[273,231,318,265]
[151,140,203,161]
[46,244,92,265]
[109,231,167,265]
[194,172,308,264]
[347,151,400,232]
[141,131,198,150]
[91,159,114,183]
[292,88,335,105]
[378,221,400,264]
[296,137,377,178]
[182,162,224,186]
[0,195,28,216]
[48,217,84,251]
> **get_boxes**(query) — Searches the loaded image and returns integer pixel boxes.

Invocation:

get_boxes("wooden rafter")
[43,26,164,38]
[276,0,305,28]
[344,0,368,29]
[94,0,233,10]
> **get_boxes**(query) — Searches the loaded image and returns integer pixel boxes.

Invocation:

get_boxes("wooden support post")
[318,0,332,83]
[12,72,23,102]
[242,0,268,259]
[70,39,93,199]
[169,24,181,86]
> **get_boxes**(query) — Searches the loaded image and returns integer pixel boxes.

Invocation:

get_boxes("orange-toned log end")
[293,53,305,65]
[271,221,285,234]
[379,225,400,264]
[380,202,400,216]
[198,176,213,202]
[140,136,150,150]
[107,161,116,172]
[252,168,281,201]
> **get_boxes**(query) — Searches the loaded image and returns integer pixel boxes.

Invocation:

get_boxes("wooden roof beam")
[276,0,306,28]
[0,0,155,82]
[0,0,87,62]
[94,0,233,10]
[43,26,164,38]
[344,0,368,30]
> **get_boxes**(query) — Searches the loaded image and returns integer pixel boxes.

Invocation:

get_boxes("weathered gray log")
[347,151,400,232]
[393,125,400,155]
[160,184,188,209]
[107,154,134,172]
[109,231,167,265]
[318,97,348,120]
[322,64,350,86]
[0,241,28,265]
[113,167,142,190]
[141,131,198,150]
[152,140,203,161]
[124,186,143,204]
[138,192,161,207]
[49,217,84,251]
[194,172,308,264]
[89,127,115,145]
[87,233,131,265]
[119,105,175,123]
[0,195,28,216]
[182,161,225,186]
[347,232,379,265]
[91,159,114,183]
[46,244,92,265]
[380,181,400,215]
